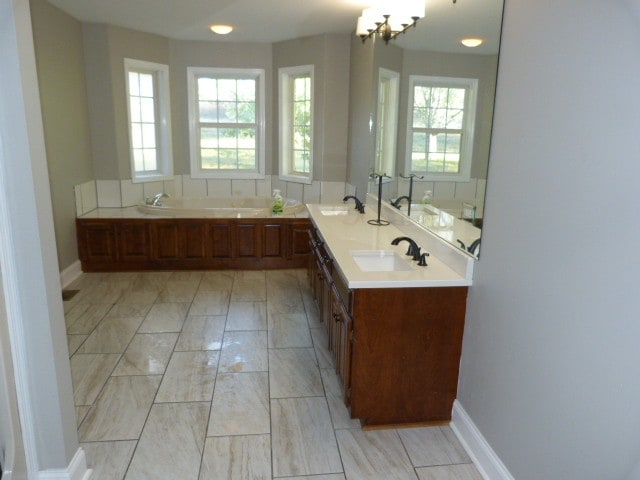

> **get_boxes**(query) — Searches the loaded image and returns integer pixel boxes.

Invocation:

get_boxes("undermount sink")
[351,250,413,272]
[320,206,350,216]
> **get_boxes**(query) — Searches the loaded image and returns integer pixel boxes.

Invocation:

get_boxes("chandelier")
[356,0,426,44]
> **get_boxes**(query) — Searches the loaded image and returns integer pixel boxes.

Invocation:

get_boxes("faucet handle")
[418,252,430,266]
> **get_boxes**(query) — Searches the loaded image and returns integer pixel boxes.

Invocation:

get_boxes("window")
[124,59,173,183]
[406,75,478,181]
[279,65,313,183]
[188,67,265,179]
[375,68,399,177]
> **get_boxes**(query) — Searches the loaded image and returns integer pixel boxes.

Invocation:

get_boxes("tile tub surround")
[67,269,483,479]
[76,176,356,216]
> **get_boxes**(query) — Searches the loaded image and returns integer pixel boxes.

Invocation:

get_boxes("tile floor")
[64,269,483,480]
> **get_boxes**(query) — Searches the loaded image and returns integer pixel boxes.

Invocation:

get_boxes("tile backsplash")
[75,175,358,216]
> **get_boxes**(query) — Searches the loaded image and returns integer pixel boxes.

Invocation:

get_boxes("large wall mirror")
[362,0,504,257]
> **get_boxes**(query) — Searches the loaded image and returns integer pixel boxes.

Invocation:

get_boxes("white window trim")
[404,75,478,182]
[375,68,400,178]
[279,65,314,185]
[187,67,266,180]
[124,58,173,183]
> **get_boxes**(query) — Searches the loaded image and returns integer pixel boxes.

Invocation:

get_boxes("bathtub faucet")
[151,192,169,206]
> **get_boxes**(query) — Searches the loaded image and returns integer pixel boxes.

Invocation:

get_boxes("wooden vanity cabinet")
[307,226,468,426]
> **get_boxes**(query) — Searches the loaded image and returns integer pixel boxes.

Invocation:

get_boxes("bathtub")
[137,196,305,218]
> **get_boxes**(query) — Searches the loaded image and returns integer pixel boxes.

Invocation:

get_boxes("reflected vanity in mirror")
[365,0,504,257]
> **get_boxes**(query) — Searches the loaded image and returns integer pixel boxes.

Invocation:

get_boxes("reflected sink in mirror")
[351,250,413,272]
[320,206,350,216]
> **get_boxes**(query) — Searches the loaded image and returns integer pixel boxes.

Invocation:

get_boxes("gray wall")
[83,23,170,179]
[273,34,351,181]
[458,0,640,479]
[30,0,94,270]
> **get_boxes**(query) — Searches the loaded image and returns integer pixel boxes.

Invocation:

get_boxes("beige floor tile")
[231,271,266,301]
[200,271,235,291]
[310,327,334,369]
[336,429,418,480]
[138,302,189,333]
[70,353,120,405]
[65,303,111,334]
[320,368,361,430]
[284,476,346,480]
[269,348,323,398]
[266,270,299,290]
[155,351,219,403]
[199,435,271,480]
[77,316,143,354]
[125,402,209,480]
[157,280,199,303]
[77,282,126,305]
[116,287,159,305]
[175,315,226,351]
[398,426,471,468]
[266,293,306,316]
[208,372,269,436]
[104,303,152,318]
[416,464,483,480]
[168,271,203,282]
[302,291,322,328]
[226,301,267,331]
[271,397,343,477]
[218,331,268,373]
[268,313,313,348]
[189,290,231,316]
[67,334,88,357]
[75,406,90,427]
[78,375,161,442]
[112,333,178,376]
[82,440,137,480]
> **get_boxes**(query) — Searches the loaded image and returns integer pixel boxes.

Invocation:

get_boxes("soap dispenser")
[421,190,432,210]
[272,189,284,215]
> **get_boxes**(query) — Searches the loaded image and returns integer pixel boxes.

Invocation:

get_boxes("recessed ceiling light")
[461,38,483,47]
[210,24,233,35]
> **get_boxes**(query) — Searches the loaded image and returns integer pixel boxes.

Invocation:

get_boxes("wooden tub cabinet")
[76,217,311,271]
[308,227,468,427]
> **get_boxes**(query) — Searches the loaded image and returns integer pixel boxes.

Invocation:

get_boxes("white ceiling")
[46,0,504,54]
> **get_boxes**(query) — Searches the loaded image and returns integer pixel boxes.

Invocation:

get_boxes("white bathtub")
[137,196,305,218]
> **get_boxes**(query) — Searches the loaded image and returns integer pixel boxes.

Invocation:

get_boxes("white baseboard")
[451,400,515,480]
[59,260,82,289]
[38,448,92,480]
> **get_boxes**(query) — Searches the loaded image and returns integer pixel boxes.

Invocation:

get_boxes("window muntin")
[279,65,313,184]
[125,59,172,182]
[188,68,265,179]
[406,76,477,181]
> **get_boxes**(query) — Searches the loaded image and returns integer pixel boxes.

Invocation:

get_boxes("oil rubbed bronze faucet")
[391,236,422,261]
[343,195,365,213]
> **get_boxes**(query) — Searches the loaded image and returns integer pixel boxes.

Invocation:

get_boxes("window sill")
[279,174,312,185]
[131,173,175,184]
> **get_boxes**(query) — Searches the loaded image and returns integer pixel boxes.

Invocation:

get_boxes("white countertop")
[78,206,308,219]
[307,204,473,289]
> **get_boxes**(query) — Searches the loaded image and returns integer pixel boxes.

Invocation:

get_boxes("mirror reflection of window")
[406,75,478,182]
[375,68,400,177]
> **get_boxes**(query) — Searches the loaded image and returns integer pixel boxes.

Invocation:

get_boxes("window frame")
[279,65,314,184]
[404,75,478,182]
[124,58,173,183]
[187,67,266,180]
[375,68,400,178]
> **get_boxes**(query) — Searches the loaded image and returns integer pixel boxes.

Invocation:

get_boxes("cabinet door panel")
[183,223,206,258]
[153,223,180,259]
[291,221,312,258]
[236,223,259,258]
[210,223,232,258]
[263,223,284,257]
[78,222,115,262]
[117,222,150,261]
